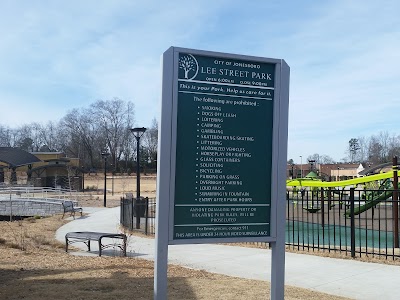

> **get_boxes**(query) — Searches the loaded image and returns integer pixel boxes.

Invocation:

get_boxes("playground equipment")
[344,179,400,216]
[286,159,400,257]
[287,171,397,216]
[287,171,394,188]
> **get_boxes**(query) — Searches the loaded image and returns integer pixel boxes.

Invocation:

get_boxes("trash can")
[133,197,146,217]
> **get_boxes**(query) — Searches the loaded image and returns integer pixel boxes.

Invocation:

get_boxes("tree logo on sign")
[179,54,198,80]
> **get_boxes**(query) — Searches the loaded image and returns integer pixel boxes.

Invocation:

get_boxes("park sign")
[174,53,274,242]
[155,47,289,300]
[156,47,289,245]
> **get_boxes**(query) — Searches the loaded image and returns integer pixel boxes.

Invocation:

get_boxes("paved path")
[56,207,400,300]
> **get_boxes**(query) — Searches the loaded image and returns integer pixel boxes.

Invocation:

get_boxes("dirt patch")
[0,215,350,300]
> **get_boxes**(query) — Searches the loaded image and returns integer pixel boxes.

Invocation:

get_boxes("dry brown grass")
[0,175,355,299]
[78,174,157,208]
[0,214,351,299]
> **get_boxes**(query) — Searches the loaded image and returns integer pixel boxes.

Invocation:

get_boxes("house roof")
[0,147,41,168]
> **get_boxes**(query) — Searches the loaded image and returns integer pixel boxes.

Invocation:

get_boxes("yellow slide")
[286,171,394,188]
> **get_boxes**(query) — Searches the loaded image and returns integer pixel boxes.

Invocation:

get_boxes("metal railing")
[0,185,80,202]
[286,188,400,260]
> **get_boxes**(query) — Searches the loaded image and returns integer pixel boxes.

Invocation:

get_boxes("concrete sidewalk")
[56,206,400,300]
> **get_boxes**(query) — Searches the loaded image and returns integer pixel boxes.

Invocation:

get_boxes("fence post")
[145,197,149,235]
[328,187,332,210]
[321,188,325,228]
[393,156,399,248]
[350,188,355,258]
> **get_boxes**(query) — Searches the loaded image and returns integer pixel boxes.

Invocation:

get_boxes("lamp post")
[81,166,85,193]
[300,156,303,178]
[131,127,147,229]
[101,151,110,207]
[337,166,340,181]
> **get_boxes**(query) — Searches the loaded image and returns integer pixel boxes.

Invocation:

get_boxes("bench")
[65,231,127,256]
[62,201,83,219]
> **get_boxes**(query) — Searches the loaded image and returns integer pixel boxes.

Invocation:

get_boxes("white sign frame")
[155,47,289,300]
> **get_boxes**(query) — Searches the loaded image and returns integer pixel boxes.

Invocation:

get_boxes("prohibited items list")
[173,53,275,240]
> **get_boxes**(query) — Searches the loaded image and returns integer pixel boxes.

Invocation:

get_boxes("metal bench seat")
[62,201,83,219]
[65,231,127,256]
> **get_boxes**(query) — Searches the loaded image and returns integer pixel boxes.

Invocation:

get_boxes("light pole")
[101,151,110,207]
[81,166,85,193]
[131,127,147,229]
[337,166,340,181]
[300,155,303,178]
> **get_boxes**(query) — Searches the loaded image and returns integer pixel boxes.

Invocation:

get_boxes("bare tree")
[307,153,320,164]
[307,153,335,164]
[91,98,135,171]
[319,155,335,164]
[368,136,383,164]
[142,118,158,163]
[29,123,44,151]
[388,134,400,159]
[0,125,13,147]
[357,136,369,163]
[61,108,102,168]
[377,131,390,161]
[39,121,61,151]
[347,138,360,163]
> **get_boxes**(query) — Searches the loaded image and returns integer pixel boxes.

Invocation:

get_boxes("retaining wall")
[0,198,77,217]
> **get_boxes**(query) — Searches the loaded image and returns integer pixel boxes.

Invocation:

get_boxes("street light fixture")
[130,127,147,229]
[101,151,110,207]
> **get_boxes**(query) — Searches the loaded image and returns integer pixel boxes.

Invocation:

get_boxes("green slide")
[345,180,398,217]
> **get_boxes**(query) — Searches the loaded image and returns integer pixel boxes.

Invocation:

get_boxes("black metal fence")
[286,188,400,260]
[120,188,400,261]
[120,196,156,235]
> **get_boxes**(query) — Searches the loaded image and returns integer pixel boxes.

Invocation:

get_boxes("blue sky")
[0,0,399,163]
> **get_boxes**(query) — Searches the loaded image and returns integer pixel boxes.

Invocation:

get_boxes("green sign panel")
[173,53,275,240]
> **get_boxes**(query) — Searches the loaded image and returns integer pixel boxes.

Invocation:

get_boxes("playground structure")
[285,158,400,259]
[287,168,398,215]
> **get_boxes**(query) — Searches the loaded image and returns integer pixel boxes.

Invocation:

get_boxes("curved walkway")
[56,207,400,300]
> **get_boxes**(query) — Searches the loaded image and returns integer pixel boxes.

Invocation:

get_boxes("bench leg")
[98,239,102,256]
[65,237,69,252]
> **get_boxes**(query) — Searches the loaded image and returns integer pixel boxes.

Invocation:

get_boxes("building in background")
[288,162,364,181]
[0,148,83,190]
[27,152,83,190]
